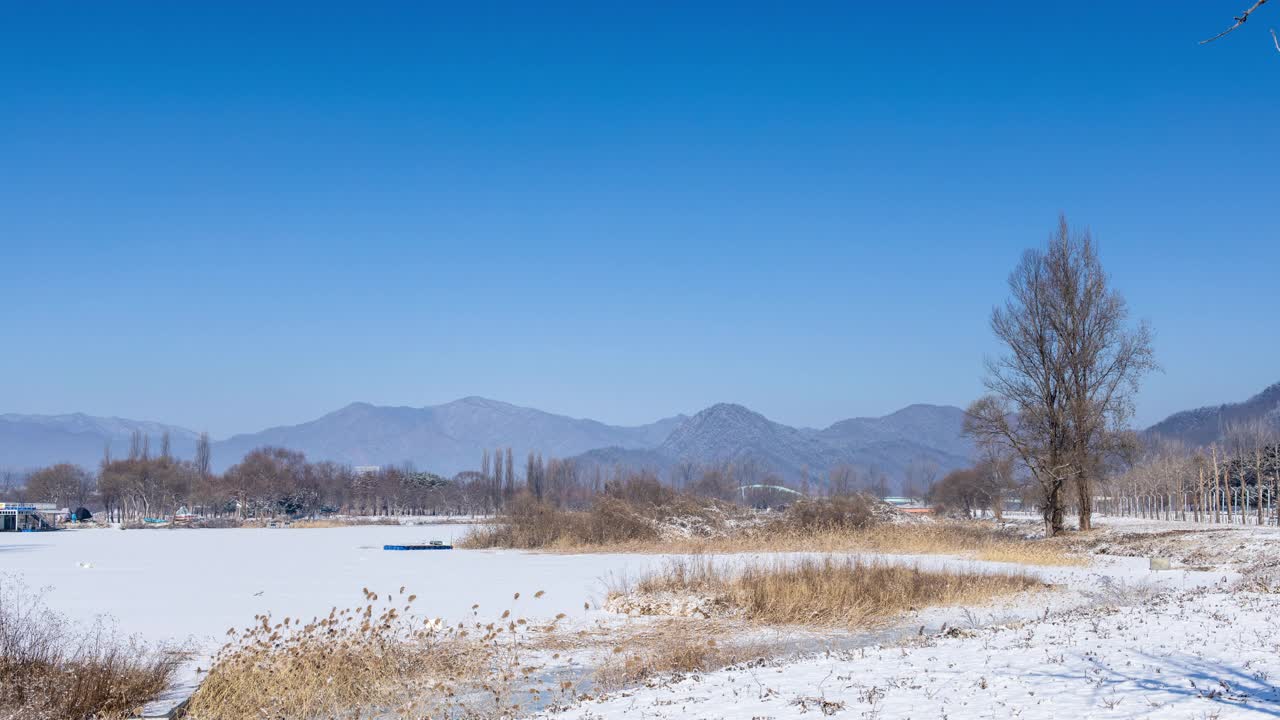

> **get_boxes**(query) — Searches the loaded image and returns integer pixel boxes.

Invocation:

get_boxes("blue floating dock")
[384,543,452,551]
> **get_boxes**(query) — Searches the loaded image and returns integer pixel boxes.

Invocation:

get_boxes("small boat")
[383,540,452,551]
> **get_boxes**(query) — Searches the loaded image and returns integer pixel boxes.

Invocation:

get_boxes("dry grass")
[592,627,759,690]
[0,583,180,720]
[610,557,1044,628]
[464,495,1084,566]
[769,522,1087,567]
[458,491,745,551]
[460,495,663,549]
[284,517,400,529]
[185,587,572,720]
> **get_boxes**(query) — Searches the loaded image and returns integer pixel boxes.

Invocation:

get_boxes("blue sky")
[2,2,1278,438]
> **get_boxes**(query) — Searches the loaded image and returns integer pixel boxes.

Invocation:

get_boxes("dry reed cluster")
[185,587,571,720]
[0,583,180,720]
[612,557,1044,628]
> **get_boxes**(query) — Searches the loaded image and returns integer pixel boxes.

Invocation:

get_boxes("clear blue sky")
[2,2,1277,438]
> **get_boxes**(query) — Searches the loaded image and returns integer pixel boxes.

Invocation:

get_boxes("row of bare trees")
[471,452,920,512]
[5,431,951,522]
[95,446,487,522]
[1105,422,1279,525]
[5,442,526,522]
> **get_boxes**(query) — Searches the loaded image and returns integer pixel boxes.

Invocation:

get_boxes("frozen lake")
[0,525,670,650]
[1,523,1230,650]
[0,523,1234,713]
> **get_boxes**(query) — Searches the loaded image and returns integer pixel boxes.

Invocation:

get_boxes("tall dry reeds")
[185,586,571,719]
[612,557,1043,628]
[0,582,180,720]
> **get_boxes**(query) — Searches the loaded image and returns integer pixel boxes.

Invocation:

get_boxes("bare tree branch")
[1201,0,1269,45]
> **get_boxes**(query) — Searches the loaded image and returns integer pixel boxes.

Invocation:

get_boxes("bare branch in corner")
[1200,0,1269,44]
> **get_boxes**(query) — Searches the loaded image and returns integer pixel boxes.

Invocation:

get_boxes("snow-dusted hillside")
[1148,381,1280,446]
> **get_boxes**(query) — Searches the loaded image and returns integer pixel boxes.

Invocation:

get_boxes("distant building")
[882,496,922,507]
[354,465,381,476]
[0,502,63,532]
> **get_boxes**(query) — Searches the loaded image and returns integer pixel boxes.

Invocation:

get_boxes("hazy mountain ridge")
[599,402,974,483]
[0,398,972,482]
[210,397,688,474]
[819,404,974,459]
[659,403,858,475]
[0,413,199,471]
[1146,382,1280,446]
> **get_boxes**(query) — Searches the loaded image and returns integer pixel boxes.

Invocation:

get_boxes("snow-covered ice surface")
[0,524,674,710]
[6,526,1210,660]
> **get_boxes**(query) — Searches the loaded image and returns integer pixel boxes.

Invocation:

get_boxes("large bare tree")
[966,217,1155,536]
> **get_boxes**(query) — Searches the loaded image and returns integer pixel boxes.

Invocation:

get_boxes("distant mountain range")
[0,397,973,484]
[1146,382,1280,446]
[573,403,973,483]
[212,397,687,476]
[0,413,199,472]
[10,382,1271,484]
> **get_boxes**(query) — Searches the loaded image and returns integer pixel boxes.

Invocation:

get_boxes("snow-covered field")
[548,589,1280,719]
[2,517,1277,718]
[537,518,1280,720]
